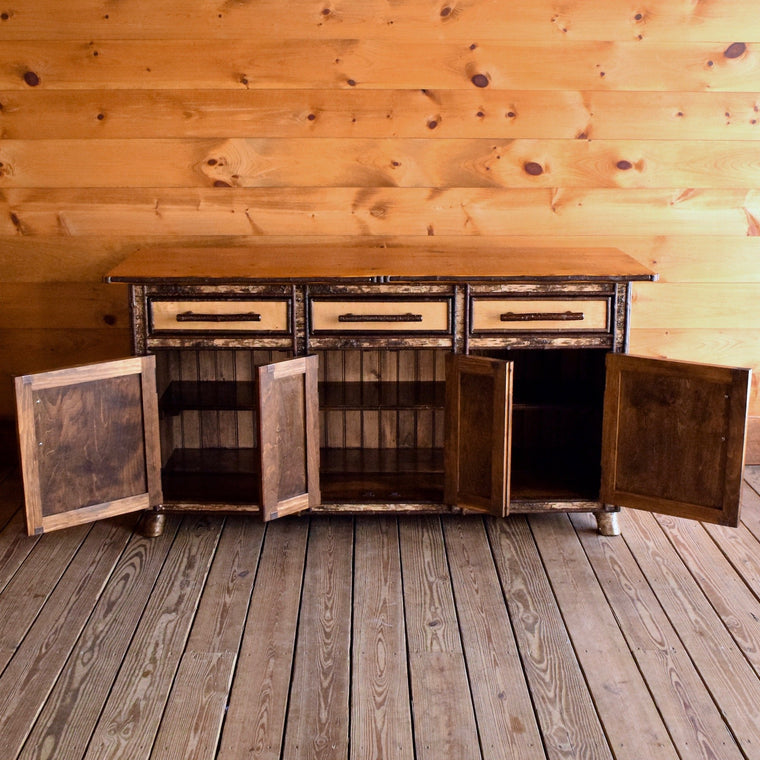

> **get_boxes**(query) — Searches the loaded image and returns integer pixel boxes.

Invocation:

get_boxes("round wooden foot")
[595,510,621,537]
[141,511,166,538]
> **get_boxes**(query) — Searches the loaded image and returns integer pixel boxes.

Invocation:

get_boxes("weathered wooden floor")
[2,462,760,760]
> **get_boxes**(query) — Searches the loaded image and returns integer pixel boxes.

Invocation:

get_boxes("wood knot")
[523,161,544,176]
[471,73,489,88]
[440,6,451,17]
[616,160,633,170]
[23,71,40,87]
[724,42,746,59]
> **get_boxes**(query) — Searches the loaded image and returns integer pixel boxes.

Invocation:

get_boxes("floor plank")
[283,517,353,760]
[0,515,139,759]
[0,523,90,670]
[150,516,265,760]
[400,517,479,760]
[18,516,182,760]
[487,517,612,760]
[82,516,222,760]
[621,508,760,756]
[217,519,309,760]
[351,517,414,760]
[529,513,681,760]
[2,470,760,760]
[655,511,760,676]
[571,511,746,760]
[443,517,545,760]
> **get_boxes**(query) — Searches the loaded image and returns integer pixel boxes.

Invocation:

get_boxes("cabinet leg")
[595,509,621,537]
[141,511,166,538]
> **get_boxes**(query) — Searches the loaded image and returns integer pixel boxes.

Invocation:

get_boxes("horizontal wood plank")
[1,188,758,237]
[3,138,760,189]
[3,90,759,141]
[631,282,760,328]
[1,0,759,41]
[1,40,758,92]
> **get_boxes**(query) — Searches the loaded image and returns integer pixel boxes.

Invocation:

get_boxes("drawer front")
[471,298,609,333]
[310,299,452,334]
[150,299,290,333]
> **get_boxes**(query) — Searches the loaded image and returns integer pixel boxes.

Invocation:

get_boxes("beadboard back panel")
[1,0,759,453]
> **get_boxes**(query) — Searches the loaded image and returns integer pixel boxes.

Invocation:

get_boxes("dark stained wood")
[107,245,655,283]
[444,354,511,516]
[257,355,320,521]
[601,353,750,526]
[15,356,163,535]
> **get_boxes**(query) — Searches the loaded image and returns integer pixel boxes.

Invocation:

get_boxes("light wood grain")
[4,90,759,141]
[1,0,758,41]
[1,40,758,92]
[399,518,479,759]
[3,188,758,237]
[2,0,759,41]
[4,138,760,188]
[151,517,264,760]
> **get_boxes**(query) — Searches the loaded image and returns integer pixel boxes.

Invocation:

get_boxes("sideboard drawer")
[150,299,291,333]
[310,298,452,334]
[471,298,609,333]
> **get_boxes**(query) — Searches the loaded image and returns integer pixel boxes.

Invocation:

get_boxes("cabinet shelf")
[320,381,445,410]
[160,379,446,414]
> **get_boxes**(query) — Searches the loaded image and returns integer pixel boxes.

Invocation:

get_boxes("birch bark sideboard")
[14,247,751,537]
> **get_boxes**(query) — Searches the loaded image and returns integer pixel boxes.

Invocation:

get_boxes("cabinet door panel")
[257,354,320,521]
[601,354,750,527]
[15,356,162,535]
[444,354,512,517]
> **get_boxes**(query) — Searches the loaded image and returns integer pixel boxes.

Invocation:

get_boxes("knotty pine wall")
[1,1,760,456]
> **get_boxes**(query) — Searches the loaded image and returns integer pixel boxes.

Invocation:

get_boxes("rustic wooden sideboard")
[15,247,752,537]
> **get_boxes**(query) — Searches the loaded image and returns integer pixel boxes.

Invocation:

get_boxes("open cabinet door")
[15,356,163,535]
[444,354,512,517]
[601,354,750,527]
[257,354,320,521]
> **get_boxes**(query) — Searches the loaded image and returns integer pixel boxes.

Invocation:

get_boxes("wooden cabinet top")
[105,245,656,284]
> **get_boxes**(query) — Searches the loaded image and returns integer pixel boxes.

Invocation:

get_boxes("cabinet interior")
[155,346,607,508]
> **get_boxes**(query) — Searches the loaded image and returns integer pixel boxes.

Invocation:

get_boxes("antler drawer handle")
[176,311,263,322]
[500,310,584,322]
[338,313,424,323]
